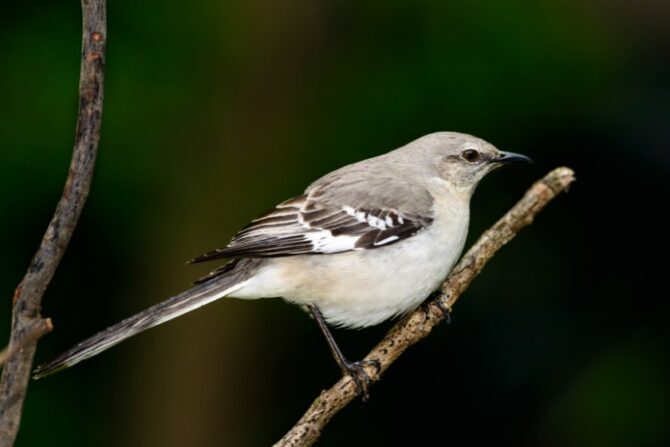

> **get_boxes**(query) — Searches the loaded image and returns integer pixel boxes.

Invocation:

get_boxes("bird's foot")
[340,358,381,402]
[421,292,452,324]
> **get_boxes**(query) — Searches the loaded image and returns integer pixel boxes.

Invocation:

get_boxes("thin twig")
[274,166,576,447]
[0,0,106,444]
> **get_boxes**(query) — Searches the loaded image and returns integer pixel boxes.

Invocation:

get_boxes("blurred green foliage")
[1,0,668,445]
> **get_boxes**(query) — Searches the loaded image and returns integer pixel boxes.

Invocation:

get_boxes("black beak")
[494,151,533,164]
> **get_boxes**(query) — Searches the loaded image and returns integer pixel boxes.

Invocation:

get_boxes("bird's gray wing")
[190,184,433,263]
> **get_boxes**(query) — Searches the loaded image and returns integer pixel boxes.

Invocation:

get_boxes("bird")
[33,131,531,396]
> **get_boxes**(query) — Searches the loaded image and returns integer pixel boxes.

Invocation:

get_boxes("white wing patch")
[190,194,433,261]
[343,206,388,230]
[374,235,400,245]
[305,231,359,253]
[342,206,367,223]
[301,205,397,251]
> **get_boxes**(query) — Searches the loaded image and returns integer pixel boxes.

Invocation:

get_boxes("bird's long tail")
[33,260,257,379]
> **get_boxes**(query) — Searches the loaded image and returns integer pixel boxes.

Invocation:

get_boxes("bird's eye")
[461,149,480,163]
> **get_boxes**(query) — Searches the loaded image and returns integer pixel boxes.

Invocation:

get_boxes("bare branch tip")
[544,166,576,192]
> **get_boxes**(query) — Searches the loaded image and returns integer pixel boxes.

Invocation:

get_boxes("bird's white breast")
[232,188,470,328]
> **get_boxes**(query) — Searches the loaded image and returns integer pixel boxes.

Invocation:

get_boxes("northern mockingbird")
[34,131,531,395]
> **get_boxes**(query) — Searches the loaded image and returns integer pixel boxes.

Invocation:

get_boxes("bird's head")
[397,131,532,198]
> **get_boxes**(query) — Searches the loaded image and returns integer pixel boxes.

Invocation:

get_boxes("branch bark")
[274,166,576,447]
[0,320,53,370]
[0,0,106,444]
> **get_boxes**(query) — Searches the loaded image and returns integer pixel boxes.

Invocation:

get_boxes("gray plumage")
[33,131,531,379]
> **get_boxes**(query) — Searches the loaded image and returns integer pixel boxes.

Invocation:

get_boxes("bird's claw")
[341,358,381,402]
[436,298,452,324]
[421,293,452,324]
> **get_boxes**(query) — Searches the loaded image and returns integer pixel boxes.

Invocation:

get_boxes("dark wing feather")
[190,194,433,263]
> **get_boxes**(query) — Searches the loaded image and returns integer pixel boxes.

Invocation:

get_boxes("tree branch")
[274,166,576,447]
[0,320,53,369]
[0,0,106,444]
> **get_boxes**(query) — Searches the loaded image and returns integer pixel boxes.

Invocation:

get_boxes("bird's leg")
[307,304,380,401]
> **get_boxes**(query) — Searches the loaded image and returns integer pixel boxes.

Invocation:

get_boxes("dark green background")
[1,0,668,445]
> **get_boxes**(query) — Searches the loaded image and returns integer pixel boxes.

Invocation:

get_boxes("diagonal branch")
[0,0,106,444]
[274,166,576,447]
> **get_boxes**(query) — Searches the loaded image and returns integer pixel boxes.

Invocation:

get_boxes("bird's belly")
[233,216,468,328]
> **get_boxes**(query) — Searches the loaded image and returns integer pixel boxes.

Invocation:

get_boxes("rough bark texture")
[0,1,106,444]
[274,167,576,447]
[0,320,53,369]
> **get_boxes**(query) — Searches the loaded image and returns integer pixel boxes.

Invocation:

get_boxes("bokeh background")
[1,0,668,445]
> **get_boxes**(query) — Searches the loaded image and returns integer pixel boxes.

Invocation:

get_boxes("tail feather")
[33,260,258,379]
